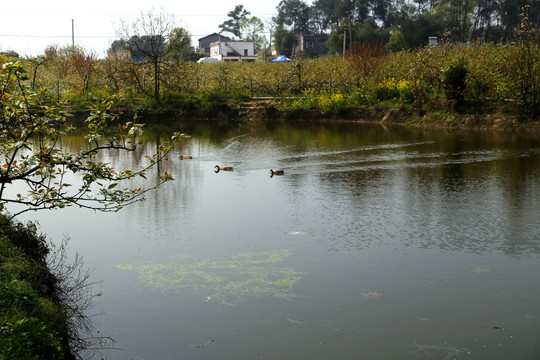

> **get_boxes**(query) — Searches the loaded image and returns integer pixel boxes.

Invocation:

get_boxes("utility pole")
[71,19,74,47]
[342,27,346,58]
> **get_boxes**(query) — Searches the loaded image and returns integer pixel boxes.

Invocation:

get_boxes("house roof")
[223,44,242,56]
[198,33,231,42]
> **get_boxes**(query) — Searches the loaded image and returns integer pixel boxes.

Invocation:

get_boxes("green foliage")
[274,0,311,34]
[295,49,318,59]
[501,7,540,115]
[401,12,445,48]
[116,249,303,303]
[0,217,71,359]
[239,16,268,54]
[0,58,184,221]
[166,27,193,61]
[282,88,350,115]
[219,5,251,38]
[274,27,298,57]
[443,57,469,103]
[386,30,407,53]
[354,22,391,44]
[0,217,48,263]
[13,36,540,121]
[375,78,415,104]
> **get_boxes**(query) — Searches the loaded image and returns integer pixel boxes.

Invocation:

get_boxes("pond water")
[11,121,540,359]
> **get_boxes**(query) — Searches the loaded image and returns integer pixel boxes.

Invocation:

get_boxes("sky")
[1,0,285,57]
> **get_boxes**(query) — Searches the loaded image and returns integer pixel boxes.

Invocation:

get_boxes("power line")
[1,32,273,39]
[0,34,114,39]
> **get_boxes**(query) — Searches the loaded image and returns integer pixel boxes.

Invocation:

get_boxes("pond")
[12,120,540,359]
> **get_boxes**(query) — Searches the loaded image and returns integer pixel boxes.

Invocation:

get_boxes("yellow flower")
[397,79,410,92]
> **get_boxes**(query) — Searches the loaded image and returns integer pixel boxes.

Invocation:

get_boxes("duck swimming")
[214,165,233,172]
[180,155,192,160]
[270,169,285,177]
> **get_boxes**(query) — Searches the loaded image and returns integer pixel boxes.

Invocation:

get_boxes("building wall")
[209,41,257,62]
[296,34,329,56]
[198,33,230,55]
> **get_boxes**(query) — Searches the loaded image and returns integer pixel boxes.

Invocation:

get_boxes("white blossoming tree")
[0,57,185,222]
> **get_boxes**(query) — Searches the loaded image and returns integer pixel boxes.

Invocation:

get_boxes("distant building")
[209,40,257,62]
[429,37,438,46]
[0,51,20,58]
[294,34,329,56]
[198,33,231,56]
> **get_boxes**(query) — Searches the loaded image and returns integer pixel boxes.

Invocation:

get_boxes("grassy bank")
[0,215,76,359]
[8,30,539,126]
[142,97,539,133]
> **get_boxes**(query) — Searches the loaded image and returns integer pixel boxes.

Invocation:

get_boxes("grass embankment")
[0,216,76,359]
[147,97,540,133]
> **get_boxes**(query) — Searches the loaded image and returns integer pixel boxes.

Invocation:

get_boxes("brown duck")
[270,169,285,177]
[214,165,233,173]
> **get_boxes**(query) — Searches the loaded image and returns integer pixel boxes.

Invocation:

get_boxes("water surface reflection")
[12,121,540,359]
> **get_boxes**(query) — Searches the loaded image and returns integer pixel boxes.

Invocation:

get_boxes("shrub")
[0,226,69,359]
[0,217,48,263]
[502,8,540,115]
[317,92,348,114]
[374,78,415,104]
[443,57,468,104]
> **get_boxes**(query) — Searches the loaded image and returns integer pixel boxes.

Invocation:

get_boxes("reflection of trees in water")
[206,123,540,257]
[60,122,540,257]
[120,138,208,238]
[308,131,540,257]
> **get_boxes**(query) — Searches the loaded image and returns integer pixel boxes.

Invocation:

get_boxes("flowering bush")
[317,92,347,114]
[375,78,414,104]
[281,88,348,115]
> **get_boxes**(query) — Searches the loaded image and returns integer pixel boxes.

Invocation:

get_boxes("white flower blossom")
[88,134,102,143]
[129,126,143,136]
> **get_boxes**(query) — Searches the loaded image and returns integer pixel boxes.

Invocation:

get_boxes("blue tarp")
[270,55,293,62]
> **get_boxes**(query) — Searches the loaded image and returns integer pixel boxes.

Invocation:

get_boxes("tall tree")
[116,8,176,104]
[240,16,268,53]
[274,26,299,56]
[470,0,500,40]
[308,7,330,34]
[166,27,193,60]
[401,12,445,47]
[445,0,474,42]
[274,0,313,33]
[219,5,251,38]
[313,0,343,29]
[498,0,526,41]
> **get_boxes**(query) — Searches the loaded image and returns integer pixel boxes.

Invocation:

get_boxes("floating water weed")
[115,249,303,303]
[410,343,471,359]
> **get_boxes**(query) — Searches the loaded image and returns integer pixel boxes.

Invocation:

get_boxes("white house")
[198,33,231,56]
[209,40,257,62]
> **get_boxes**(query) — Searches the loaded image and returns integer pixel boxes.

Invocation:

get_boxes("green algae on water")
[115,249,302,302]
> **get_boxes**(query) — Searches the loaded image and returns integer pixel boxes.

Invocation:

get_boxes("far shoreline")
[76,99,540,133]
